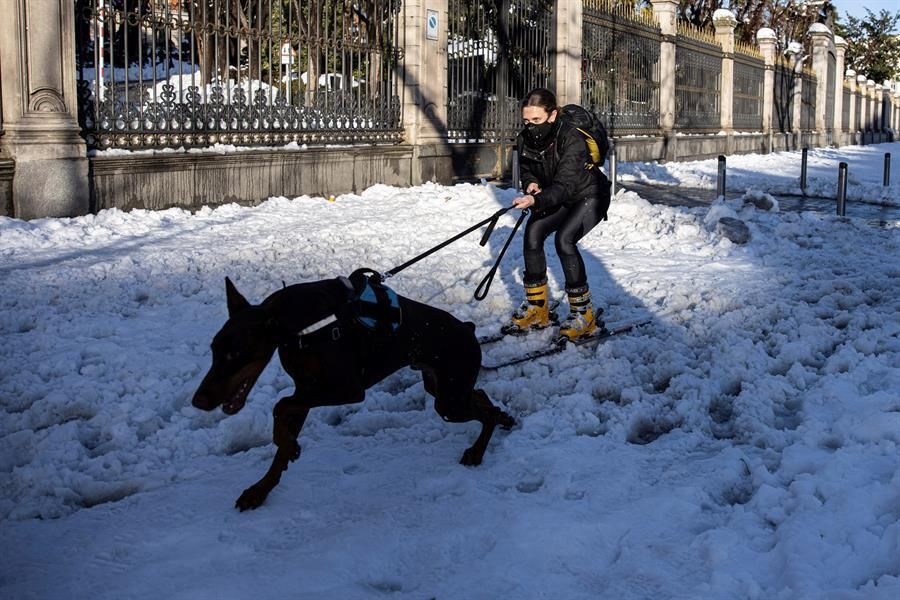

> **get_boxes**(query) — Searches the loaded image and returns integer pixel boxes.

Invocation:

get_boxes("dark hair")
[521,88,558,113]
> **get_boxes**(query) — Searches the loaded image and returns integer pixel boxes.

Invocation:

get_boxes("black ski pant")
[523,192,609,289]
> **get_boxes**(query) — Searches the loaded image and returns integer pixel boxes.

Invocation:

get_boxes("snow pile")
[2,162,900,598]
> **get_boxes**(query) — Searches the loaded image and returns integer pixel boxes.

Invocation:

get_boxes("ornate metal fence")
[75,0,403,150]
[674,24,721,130]
[854,89,862,131]
[732,43,763,131]
[773,60,794,132]
[581,1,660,135]
[447,0,554,142]
[800,68,817,131]
[841,84,850,131]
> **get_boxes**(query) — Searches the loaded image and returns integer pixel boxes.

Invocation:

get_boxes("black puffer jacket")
[517,120,607,214]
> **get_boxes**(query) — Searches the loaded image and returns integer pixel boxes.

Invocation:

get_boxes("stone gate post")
[553,0,582,106]
[808,23,832,144]
[0,0,89,218]
[714,9,736,140]
[833,36,847,145]
[651,0,677,161]
[402,0,452,184]
[756,28,776,152]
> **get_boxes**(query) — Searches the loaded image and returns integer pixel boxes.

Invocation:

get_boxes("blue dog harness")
[352,274,402,334]
[295,272,402,349]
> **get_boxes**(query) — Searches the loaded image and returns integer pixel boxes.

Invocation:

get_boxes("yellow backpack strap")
[575,127,601,168]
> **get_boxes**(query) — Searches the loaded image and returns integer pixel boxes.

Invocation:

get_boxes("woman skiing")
[506,88,611,341]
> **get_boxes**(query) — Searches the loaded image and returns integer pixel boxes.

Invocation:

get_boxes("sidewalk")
[621,181,900,227]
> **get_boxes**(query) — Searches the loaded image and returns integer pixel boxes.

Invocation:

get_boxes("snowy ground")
[1,143,900,599]
[619,142,900,206]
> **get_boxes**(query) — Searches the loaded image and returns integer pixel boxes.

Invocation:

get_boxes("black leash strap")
[473,208,529,301]
[383,206,514,280]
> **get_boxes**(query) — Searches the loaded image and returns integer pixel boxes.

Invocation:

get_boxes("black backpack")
[558,104,610,169]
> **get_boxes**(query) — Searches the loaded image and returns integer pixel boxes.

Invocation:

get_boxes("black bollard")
[717,155,726,199]
[609,145,617,198]
[800,147,808,194]
[837,162,848,216]
[885,153,892,187]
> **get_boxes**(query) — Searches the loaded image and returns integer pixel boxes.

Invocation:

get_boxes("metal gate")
[447,0,554,179]
[581,1,661,135]
[75,0,404,150]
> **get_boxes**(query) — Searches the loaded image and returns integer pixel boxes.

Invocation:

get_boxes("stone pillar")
[880,81,891,132]
[757,28,777,142]
[553,0,582,106]
[714,10,736,134]
[833,36,847,142]
[858,75,869,136]
[808,23,831,138]
[402,0,452,185]
[867,79,876,133]
[846,69,857,139]
[651,0,677,160]
[891,82,900,135]
[890,88,896,132]
[0,0,89,218]
[875,84,883,133]
[888,84,896,132]
[787,43,803,142]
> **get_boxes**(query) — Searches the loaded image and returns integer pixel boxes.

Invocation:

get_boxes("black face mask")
[525,118,557,144]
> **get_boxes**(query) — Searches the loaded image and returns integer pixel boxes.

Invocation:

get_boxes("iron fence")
[800,69,817,131]
[75,0,403,150]
[854,90,862,131]
[674,34,722,130]
[446,0,554,142]
[841,85,850,131]
[732,53,763,131]
[581,2,660,134]
[773,61,794,132]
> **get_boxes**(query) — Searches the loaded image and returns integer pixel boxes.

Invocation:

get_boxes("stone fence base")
[89,145,416,212]
[48,131,898,214]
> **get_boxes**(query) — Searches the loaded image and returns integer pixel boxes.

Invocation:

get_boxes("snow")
[618,144,900,206]
[1,143,900,599]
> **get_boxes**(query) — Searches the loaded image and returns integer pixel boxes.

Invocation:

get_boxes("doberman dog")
[192,273,515,511]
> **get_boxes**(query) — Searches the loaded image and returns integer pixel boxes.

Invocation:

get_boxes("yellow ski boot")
[559,286,601,342]
[503,281,555,335]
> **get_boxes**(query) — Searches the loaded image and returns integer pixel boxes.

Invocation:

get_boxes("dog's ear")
[225,277,251,316]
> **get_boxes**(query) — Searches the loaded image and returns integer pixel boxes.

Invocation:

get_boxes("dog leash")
[473,208,529,301]
[380,206,526,302]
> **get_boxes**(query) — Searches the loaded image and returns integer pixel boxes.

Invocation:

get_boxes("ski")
[477,300,560,345]
[481,318,652,371]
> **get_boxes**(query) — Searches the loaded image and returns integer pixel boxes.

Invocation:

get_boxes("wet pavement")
[620,181,900,227]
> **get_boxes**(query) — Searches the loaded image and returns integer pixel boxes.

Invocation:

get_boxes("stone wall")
[90,146,415,212]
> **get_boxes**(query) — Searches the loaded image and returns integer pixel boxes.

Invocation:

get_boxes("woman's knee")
[554,231,579,256]
[524,227,549,252]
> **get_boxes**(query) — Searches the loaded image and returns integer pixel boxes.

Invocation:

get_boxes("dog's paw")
[460,447,485,467]
[497,411,516,430]
[235,484,270,511]
[285,441,301,462]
